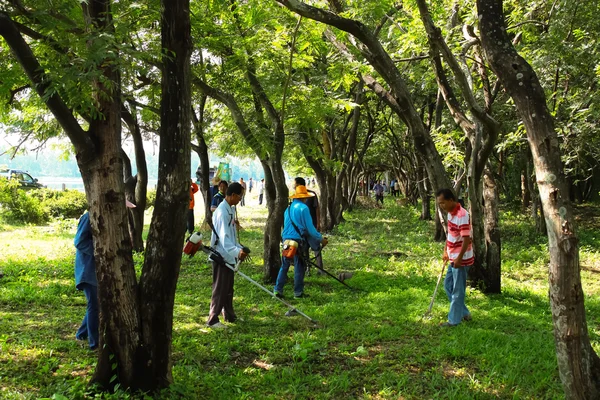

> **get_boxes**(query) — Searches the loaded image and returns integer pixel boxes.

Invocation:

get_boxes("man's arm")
[453,236,472,268]
[74,214,94,255]
[301,206,322,243]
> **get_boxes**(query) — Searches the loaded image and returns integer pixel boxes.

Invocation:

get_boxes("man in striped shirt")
[436,188,473,327]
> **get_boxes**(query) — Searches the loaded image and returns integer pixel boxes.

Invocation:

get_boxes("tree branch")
[0,12,94,162]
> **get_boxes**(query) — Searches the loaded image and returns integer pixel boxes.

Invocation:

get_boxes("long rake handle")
[426,262,447,314]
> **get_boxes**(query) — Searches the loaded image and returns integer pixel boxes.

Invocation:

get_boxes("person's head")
[294,177,306,189]
[289,185,314,203]
[239,177,244,182]
[261,178,264,182]
[218,180,229,193]
[436,188,457,213]
[226,182,244,206]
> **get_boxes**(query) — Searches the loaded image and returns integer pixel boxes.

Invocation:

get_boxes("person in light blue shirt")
[207,182,248,328]
[274,185,328,299]
[74,211,99,350]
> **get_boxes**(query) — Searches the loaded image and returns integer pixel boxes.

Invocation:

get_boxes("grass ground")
[1,195,600,399]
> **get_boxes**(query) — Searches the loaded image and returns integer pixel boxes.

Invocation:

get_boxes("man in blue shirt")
[373,181,384,205]
[274,185,328,299]
[74,211,99,350]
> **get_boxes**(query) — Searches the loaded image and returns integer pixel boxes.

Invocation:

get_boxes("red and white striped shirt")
[446,203,474,266]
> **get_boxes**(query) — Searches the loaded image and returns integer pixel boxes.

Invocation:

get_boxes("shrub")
[0,179,50,224]
[146,188,156,209]
[36,189,88,219]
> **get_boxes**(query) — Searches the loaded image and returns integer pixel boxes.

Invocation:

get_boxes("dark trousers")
[376,194,384,204]
[207,261,236,325]
[76,283,99,349]
[186,209,194,234]
[259,193,263,205]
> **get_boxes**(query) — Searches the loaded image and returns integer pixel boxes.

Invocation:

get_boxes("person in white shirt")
[258,178,265,205]
[207,182,248,329]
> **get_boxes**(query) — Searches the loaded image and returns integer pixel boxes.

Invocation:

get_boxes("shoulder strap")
[209,211,221,246]
[287,206,304,239]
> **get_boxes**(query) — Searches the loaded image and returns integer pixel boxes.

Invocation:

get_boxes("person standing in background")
[258,178,265,205]
[211,180,229,212]
[373,181,384,205]
[187,180,199,235]
[239,177,247,207]
[248,177,253,193]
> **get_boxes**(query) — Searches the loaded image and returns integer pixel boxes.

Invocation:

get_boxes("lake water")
[40,177,159,191]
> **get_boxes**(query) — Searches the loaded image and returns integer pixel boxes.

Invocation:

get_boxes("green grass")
[1,200,600,399]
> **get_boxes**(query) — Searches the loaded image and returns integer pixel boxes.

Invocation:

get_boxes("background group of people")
[73,174,471,348]
[371,179,402,205]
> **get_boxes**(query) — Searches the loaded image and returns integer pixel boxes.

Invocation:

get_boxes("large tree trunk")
[137,0,191,389]
[417,163,431,220]
[478,0,600,397]
[262,159,288,282]
[483,165,501,293]
[75,1,142,389]
[122,104,148,252]
[2,1,191,391]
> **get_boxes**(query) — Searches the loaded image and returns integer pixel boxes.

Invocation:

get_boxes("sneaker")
[463,314,472,322]
[439,322,457,327]
[294,293,309,299]
[274,291,284,299]
[207,322,228,329]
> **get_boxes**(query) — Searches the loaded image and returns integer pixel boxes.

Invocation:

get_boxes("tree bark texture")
[137,0,191,389]
[122,105,148,252]
[477,0,600,397]
[192,94,213,228]
[483,166,501,293]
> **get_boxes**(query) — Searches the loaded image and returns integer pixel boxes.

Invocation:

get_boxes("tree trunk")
[434,204,446,242]
[483,165,501,293]
[467,175,487,290]
[521,166,530,210]
[416,160,431,220]
[262,159,288,282]
[192,94,212,228]
[478,0,600,396]
[2,2,191,391]
[137,0,191,389]
[122,104,148,252]
[74,0,142,389]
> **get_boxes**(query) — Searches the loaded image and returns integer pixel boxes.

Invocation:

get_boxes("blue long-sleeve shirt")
[282,200,323,250]
[74,212,97,289]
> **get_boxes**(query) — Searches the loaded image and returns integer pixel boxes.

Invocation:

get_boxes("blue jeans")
[274,251,306,297]
[76,283,99,349]
[444,264,470,325]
